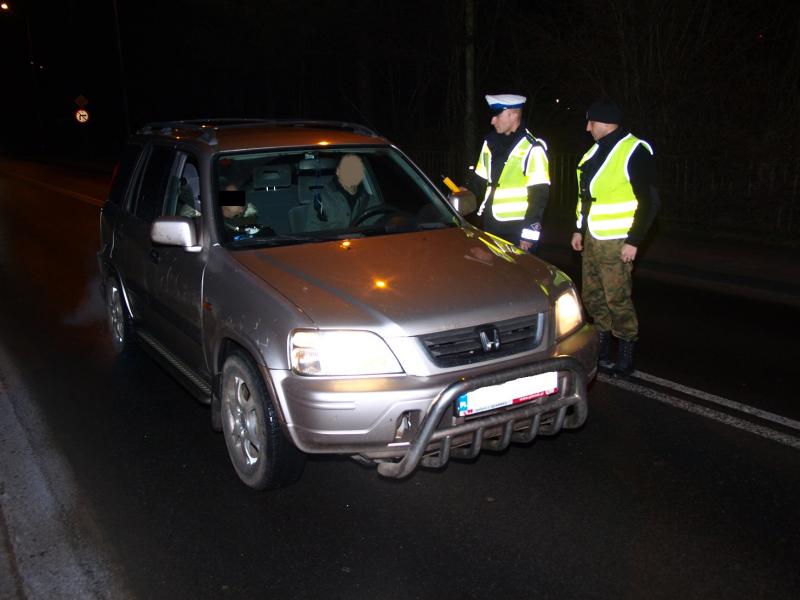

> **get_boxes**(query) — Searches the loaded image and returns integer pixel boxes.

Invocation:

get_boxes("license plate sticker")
[456,372,558,417]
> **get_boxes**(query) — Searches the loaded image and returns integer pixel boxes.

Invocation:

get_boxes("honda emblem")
[479,327,501,352]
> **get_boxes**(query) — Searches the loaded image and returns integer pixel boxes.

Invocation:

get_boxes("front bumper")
[273,323,595,455]
[273,340,592,478]
[375,355,588,478]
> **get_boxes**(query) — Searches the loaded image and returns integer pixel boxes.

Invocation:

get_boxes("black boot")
[597,330,613,373]
[612,339,636,379]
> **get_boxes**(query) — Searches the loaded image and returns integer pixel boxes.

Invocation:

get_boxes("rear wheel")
[220,350,305,489]
[105,276,131,354]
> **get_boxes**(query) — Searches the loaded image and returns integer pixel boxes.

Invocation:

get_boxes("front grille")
[420,314,544,368]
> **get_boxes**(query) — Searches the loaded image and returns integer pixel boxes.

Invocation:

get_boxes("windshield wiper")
[227,233,323,248]
[417,222,452,230]
[347,222,453,237]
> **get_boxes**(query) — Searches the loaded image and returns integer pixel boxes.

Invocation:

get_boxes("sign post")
[74,95,89,124]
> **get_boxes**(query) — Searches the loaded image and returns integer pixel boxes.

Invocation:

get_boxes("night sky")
[2,0,798,169]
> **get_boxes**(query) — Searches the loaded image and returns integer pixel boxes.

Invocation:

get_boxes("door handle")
[149,249,161,264]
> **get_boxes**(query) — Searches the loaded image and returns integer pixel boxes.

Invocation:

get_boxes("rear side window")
[108,143,143,206]
[133,145,175,223]
[167,154,202,218]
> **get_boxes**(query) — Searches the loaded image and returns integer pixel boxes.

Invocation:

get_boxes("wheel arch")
[103,265,135,322]
[214,337,291,431]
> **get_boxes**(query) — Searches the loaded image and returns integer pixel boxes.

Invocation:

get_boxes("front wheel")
[220,350,305,490]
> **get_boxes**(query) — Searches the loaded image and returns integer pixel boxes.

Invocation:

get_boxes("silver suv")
[98,119,597,489]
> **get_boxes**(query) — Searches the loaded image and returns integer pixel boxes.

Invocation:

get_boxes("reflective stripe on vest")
[475,133,550,221]
[576,133,653,239]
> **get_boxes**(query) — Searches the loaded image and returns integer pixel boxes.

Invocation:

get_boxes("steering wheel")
[351,205,403,227]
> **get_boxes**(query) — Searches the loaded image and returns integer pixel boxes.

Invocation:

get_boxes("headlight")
[555,288,583,339]
[290,330,403,376]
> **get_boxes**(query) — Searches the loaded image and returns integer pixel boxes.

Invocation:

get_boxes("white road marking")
[599,372,800,450]
[633,370,800,432]
[0,342,129,598]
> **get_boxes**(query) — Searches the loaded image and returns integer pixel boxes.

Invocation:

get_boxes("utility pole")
[2,2,46,152]
[464,0,476,170]
[112,0,130,139]
[24,7,45,153]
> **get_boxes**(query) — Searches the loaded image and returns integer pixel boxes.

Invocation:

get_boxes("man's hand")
[571,232,583,251]
[520,222,541,253]
[621,243,638,263]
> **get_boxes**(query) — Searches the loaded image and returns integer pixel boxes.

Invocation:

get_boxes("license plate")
[456,372,558,417]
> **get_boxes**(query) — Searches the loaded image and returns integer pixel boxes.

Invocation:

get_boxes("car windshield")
[213,146,459,247]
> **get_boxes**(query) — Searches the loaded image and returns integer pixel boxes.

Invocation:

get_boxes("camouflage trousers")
[581,234,638,341]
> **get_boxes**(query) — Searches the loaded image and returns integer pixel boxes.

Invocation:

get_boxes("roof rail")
[137,118,382,143]
[137,121,218,145]
[243,119,382,138]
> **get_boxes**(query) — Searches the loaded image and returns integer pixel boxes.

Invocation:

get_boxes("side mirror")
[151,217,201,253]
[448,189,477,216]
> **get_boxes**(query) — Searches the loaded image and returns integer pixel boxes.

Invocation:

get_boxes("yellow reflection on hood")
[476,233,518,263]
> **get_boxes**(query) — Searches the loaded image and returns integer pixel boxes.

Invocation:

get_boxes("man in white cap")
[466,93,550,253]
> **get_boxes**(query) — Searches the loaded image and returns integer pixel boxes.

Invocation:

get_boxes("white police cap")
[485,94,526,111]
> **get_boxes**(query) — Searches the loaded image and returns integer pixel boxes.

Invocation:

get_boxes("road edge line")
[599,373,800,450]
[0,342,129,598]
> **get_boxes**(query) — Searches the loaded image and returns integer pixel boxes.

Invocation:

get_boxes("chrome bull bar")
[376,356,588,479]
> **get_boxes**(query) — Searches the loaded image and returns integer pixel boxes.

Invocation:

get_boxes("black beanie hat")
[586,99,622,124]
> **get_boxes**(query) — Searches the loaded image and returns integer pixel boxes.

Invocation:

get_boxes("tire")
[220,350,305,490]
[105,275,131,354]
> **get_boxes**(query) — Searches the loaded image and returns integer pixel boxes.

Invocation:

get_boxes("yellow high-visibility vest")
[576,133,653,239]
[475,133,549,221]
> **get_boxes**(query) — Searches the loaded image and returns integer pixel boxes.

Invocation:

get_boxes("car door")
[103,142,144,299]
[111,143,175,324]
[102,142,145,254]
[145,151,208,376]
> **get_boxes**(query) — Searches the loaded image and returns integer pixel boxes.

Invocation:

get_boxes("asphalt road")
[1,163,799,599]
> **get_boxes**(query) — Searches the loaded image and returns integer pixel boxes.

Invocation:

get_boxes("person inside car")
[219,189,266,240]
[304,154,378,230]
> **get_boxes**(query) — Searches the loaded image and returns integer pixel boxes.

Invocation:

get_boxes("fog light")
[394,411,419,441]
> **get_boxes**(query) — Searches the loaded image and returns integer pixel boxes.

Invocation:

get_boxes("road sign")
[75,109,90,124]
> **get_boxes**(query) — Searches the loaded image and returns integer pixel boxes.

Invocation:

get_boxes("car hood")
[231,228,562,336]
